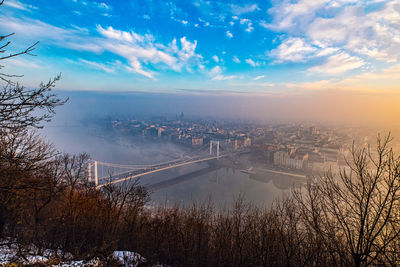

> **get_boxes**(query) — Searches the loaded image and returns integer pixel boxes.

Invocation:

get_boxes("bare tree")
[0,76,66,131]
[294,134,400,267]
[0,1,67,131]
[0,129,54,171]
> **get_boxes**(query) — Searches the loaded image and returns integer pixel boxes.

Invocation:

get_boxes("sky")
[0,0,399,95]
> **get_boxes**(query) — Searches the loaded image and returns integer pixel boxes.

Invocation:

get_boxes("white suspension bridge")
[88,141,229,188]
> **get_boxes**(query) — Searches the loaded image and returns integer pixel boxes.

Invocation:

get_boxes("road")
[255,167,307,179]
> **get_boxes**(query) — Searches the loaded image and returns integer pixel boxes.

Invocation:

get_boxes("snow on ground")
[113,251,146,267]
[0,240,149,266]
[0,242,49,265]
[51,258,103,266]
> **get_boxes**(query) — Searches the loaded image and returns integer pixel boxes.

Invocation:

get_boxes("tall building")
[158,127,164,137]
[309,126,319,135]
[244,137,252,147]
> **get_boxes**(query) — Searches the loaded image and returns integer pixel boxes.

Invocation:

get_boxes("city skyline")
[1,0,399,95]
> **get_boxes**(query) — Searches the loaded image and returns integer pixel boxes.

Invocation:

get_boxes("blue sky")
[1,0,400,94]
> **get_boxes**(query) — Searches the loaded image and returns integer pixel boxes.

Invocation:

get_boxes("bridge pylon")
[94,160,98,186]
[88,160,99,186]
[88,162,92,182]
[209,140,220,159]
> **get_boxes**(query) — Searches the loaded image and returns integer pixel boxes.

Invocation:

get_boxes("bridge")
[89,140,230,188]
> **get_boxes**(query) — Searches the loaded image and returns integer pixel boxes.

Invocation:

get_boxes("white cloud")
[245,23,254,32]
[232,56,241,63]
[73,0,113,12]
[97,25,144,43]
[266,0,326,31]
[0,15,203,79]
[181,20,188,25]
[308,52,365,75]
[335,64,400,90]
[284,64,400,92]
[125,62,154,79]
[199,18,211,27]
[245,58,260,67]
[212,75,237,81]
[0,16,99,50]
[240,18,250,25]
[70,24,89,33]
[4,0,37,11]
[174,37,200,63]
[210,66,237,80]
[213,55,219,63]
[7,57,43,69]
[239,18,254,33]
[103,44,170,78]
[231,4,260,15]
[66,42,103,53]
[96,2,111,10]
[226,30,233,38]
[253,75,265,80]
[77,59,116,73]
[125,60,156,80]
[97,27,202,78]
[250,82,275,87]
[266,0,400,66]
[308,16,349,45]
[259,20,269,29]
[210,66,222,76]
[307,3,400,62]
[315,47,339,57]
[270,38,317,63]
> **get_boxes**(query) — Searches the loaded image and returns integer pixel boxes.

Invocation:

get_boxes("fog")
[41,121,191,165]
[38,89,400,206]
[50,89,400,127]
[39,89,400,159]
[40,89,400,156]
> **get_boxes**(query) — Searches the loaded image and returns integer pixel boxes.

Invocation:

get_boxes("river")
[41,124,306,208]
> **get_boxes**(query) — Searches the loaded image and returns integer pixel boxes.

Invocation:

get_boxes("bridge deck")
[96,154,227,188]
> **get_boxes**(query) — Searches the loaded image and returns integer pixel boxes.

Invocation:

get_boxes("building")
[273,150,305,169]
[244,137,252,147]
[158,127,164,137]
[309,126,319,135]
[274,150,288,166]
[191,137,203,147]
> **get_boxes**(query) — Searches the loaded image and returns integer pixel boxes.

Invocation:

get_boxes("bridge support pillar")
[210,141,220,159]
[217,141,220,159]
[88,162,92,182]
[94,161,98,186]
